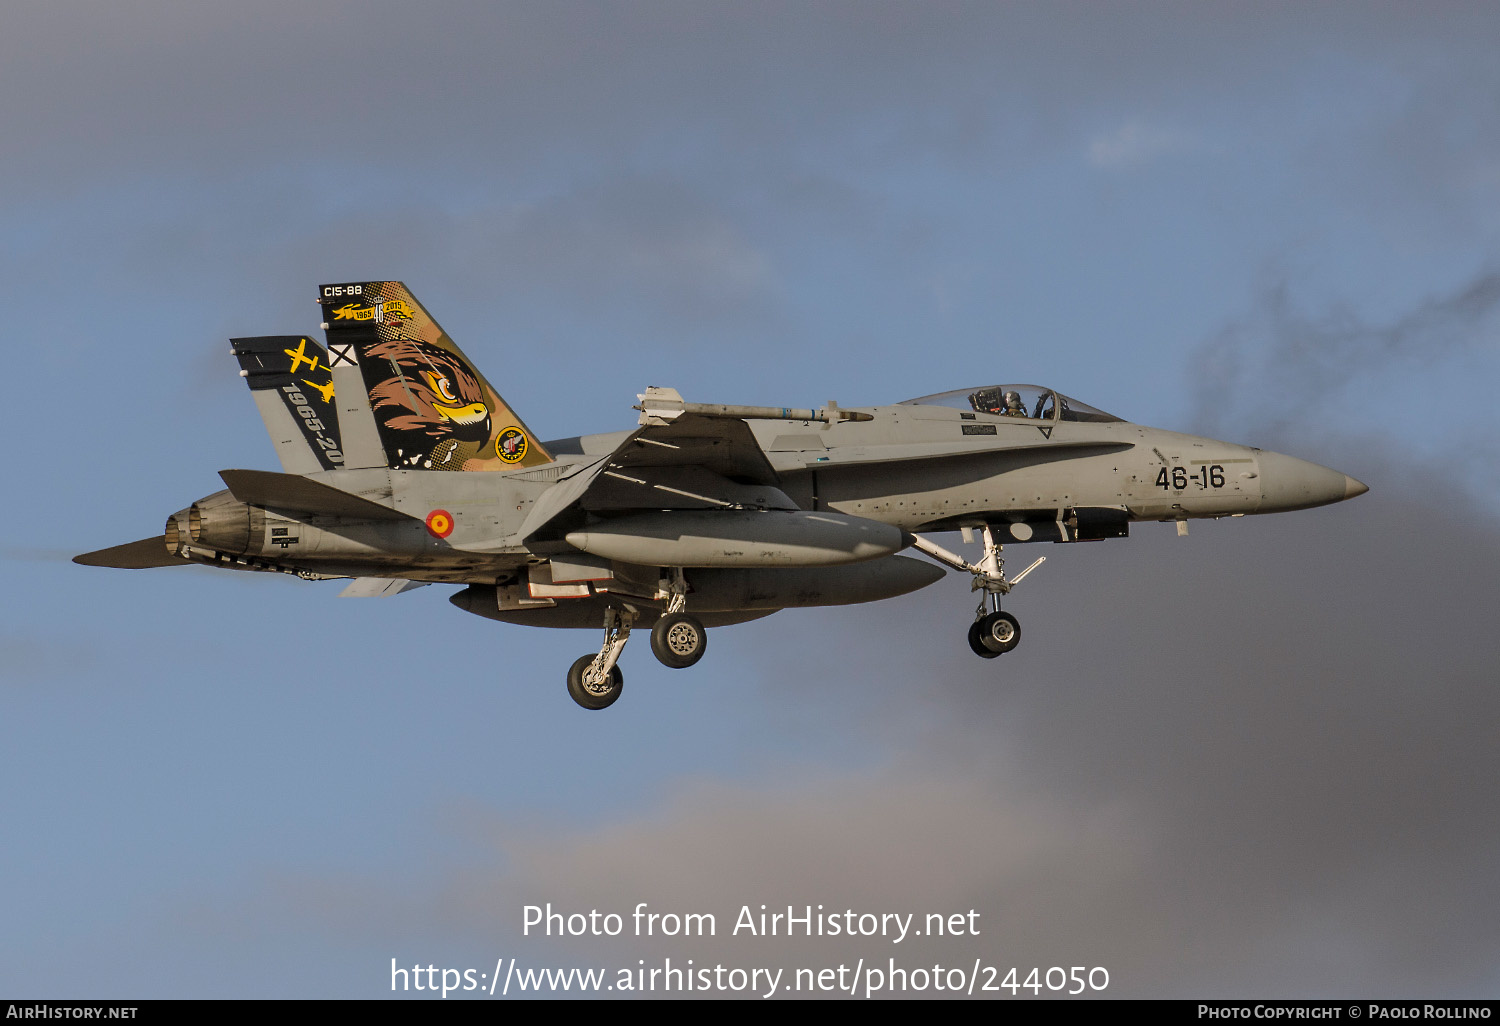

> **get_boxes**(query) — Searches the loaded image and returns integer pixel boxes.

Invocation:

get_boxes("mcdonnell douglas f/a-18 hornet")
[76,282,1368,709]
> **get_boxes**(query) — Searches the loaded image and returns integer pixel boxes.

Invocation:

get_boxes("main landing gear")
[568,607,632,710]
[649,567,707,670]
[910,525,1045,661]
[651,612,707,669]
[566,570,708,709]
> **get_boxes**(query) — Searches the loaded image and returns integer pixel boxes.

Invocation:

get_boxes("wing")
[606,412,780,485]
[517,413,795,544]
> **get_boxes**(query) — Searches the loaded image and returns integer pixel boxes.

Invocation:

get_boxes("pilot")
[1002,390,1027,417]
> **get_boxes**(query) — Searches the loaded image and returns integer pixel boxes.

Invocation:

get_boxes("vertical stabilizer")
[230,335,344,473]
[317,281,553,471]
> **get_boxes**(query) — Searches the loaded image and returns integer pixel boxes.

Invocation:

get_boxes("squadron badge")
[496,427,528,463]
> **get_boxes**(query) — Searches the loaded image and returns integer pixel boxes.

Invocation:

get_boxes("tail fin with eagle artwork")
[314,281,553,472]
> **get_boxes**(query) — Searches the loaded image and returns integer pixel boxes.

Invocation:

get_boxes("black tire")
[977,611,1021,654]
[651,612,708,669]
[567,654,624,710]
[968,620,1000,659]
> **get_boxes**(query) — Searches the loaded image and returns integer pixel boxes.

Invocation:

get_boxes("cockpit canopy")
[899,384,1122,424]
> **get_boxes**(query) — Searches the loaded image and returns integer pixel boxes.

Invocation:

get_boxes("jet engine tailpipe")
[188,490,265,555]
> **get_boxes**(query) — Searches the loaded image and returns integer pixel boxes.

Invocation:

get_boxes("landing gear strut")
[567,607,633,710]
[911,525,1044,660]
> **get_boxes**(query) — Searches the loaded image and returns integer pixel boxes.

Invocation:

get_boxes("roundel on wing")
[496,427,528,463]
[425,509,455,539]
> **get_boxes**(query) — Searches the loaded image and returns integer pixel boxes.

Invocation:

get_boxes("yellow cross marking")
[284,338,320,374]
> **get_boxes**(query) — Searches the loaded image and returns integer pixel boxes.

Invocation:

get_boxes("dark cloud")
[7,2,1500,199]
[1188,268,1500,448]
[236,457,1500,996]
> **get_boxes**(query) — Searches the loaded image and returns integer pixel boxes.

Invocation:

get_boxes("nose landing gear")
[969,607,1021,657]
[972,609,1020,657]
[911,525,1044,660]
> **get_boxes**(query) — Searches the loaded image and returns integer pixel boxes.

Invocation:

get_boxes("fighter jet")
[75,281,1368,709]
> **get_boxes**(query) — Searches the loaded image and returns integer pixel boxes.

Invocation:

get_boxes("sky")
[3,1,1499,1000]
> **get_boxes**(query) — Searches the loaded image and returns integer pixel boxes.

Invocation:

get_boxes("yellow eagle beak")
[432,401,489,426]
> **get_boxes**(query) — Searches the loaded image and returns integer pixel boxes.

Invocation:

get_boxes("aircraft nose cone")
[1257,452,1367,512]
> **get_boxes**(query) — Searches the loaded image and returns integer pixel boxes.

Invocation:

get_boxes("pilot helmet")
[1003,390,1022,407]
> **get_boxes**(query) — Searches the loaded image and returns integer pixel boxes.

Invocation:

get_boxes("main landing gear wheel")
[567,654,624,710]
[967,620,1001,659]
[651,612,707,669]
[976,610,1021,654]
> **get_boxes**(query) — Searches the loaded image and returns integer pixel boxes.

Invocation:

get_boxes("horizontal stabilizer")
[73,537,187,569]
[218,469,416,521]
[338,578,430,598]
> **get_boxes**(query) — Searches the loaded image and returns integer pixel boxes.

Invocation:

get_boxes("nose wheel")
[969,608,1020,656]
[967,620,1000,658]
[910,525,1042,661]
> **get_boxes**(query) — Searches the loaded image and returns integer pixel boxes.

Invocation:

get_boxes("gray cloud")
[1088,119,1200,170]
[7,2,1499,200]
[466,179,780,333]
[230,457,1500,996]
[1188,268,1500,444]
